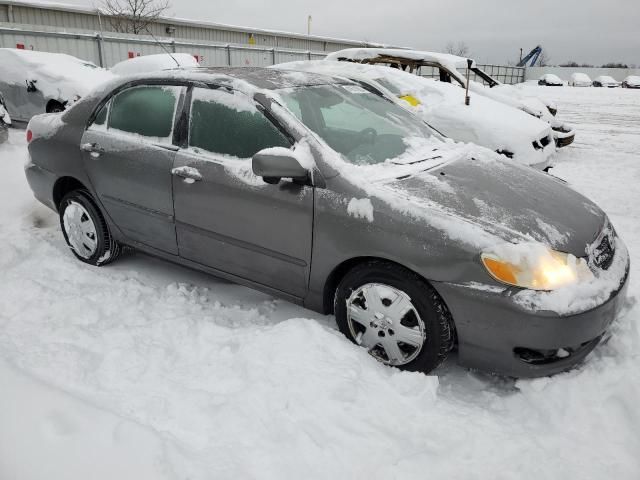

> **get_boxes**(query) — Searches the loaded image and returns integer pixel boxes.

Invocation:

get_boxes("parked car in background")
[275,60,555,170]
[538,74,564,86]
[570,73,592,87]
[622,75,640,89]
[0,48,114,123]
[0,92,10,144]
[325,48,575,148]
[110,53,200,76]
[593,75,619,88]
[25,67,629,378]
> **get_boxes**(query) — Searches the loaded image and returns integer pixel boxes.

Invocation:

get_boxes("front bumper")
[552,124,575,148]
[433,261,630,378]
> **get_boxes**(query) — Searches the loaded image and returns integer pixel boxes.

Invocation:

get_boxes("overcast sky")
[63,0,639,65]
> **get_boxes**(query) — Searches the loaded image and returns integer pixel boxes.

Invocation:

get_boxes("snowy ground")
[0,85,639,479]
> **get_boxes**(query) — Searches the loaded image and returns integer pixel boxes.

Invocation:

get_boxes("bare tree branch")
[444,41,470,57]
[101,0,170,34]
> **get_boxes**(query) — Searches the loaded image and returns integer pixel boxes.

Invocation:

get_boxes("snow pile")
[110,53,199,76]
[0,86,639,479]
[347,197,374,222]
[0,48,115,102]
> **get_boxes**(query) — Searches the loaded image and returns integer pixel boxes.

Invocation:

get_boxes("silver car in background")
[25,67,629,378]
[0,48,114,123]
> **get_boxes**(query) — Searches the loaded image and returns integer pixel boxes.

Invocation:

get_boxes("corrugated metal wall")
[1,2,365,53]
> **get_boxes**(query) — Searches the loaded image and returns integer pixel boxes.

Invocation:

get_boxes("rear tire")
[334,260,453,374]
[59,190,120,266]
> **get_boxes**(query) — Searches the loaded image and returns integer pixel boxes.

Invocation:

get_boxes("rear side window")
[189,88,290,159]
[108,85,182,141]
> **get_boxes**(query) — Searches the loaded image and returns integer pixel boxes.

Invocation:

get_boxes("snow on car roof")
[325,48,476,70]
[111,53,200,76]
[595,75,618,82]
[0,47,115,99]
[571,73,592,81]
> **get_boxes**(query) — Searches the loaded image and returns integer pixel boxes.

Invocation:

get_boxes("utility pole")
[519,48,523,63]
[307,15,312,36]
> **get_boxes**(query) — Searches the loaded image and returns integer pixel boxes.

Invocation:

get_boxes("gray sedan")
[25,67,629,377]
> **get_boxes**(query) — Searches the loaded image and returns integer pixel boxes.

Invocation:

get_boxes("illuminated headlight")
[481,243,593,290]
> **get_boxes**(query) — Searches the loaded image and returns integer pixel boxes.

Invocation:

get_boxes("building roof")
[0,0,394,47]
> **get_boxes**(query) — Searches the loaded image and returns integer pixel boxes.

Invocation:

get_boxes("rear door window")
[107,85,183,143]
[188,87,290,159]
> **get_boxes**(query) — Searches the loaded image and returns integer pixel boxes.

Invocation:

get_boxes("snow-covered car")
[593,76,619,88]
[622,75,640,89]
[570,73,592,87]
[0,91,10,144]
[0,48,114,123]
[24,67,629,378]
[538,74,564,86]
[110,53,200,76]
[275,60,555,170]
[325,48,576,148]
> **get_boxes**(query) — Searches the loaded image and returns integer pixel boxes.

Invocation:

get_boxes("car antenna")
[465,58,472,106]
[144,26,181,68]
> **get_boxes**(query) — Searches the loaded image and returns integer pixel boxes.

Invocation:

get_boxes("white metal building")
[0,0,387,67]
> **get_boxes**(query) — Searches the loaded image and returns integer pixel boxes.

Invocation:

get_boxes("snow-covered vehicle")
[0,48,114,123]
[325,48,575,148]
[622,75,640,89]
[24,67,629,377]
[275,60,555,170]
[570,73,592,87]
[0,92,10,144]
[110,53,200,76]
[593,75,619,88]
[538,74,564,86]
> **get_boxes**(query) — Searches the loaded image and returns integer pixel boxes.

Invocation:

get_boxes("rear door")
[81,83,185,254]
[172,86,314,297]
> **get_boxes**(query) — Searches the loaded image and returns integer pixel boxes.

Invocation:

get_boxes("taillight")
[26,129,33,143]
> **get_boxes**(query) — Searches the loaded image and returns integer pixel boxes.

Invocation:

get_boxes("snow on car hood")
[377,153,605,255]
[393,78,552,166]
[0,48,115,103]
[624,75,640,86]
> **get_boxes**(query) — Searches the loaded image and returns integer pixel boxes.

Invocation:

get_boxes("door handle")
[80,142,105,158]
[171,166,202,183]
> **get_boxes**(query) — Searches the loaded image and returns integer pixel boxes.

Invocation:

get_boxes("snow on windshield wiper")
[392,155,443,166]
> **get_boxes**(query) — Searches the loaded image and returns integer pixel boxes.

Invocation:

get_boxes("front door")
[172,87,314,297]
[81,84,185,255]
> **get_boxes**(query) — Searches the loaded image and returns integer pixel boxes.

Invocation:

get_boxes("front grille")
[588,221,616,270]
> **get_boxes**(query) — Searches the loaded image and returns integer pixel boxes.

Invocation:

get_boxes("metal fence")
[0,25,328,68]
[418,64,525,85]
[0,25,526,85]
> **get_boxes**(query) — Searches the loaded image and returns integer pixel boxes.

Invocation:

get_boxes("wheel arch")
[52,176,88,211]
[322,256,447,315]
[46,99,66,113]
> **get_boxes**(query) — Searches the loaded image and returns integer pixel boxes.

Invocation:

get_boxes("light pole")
[307,15,312,36]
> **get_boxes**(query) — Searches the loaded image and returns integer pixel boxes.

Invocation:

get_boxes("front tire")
[59,190,120,266]
[334,260,453,374]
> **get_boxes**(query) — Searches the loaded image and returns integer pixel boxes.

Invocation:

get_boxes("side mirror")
[252,148,308,185]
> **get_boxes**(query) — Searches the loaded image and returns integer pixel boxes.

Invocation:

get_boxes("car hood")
[378,155,604,255]
[407,83,552,165]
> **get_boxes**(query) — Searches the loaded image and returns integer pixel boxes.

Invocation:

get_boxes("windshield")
[278,84,437,165]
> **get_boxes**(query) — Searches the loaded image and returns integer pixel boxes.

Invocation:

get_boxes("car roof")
[125,66,348,91]
[325,48,476,69]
